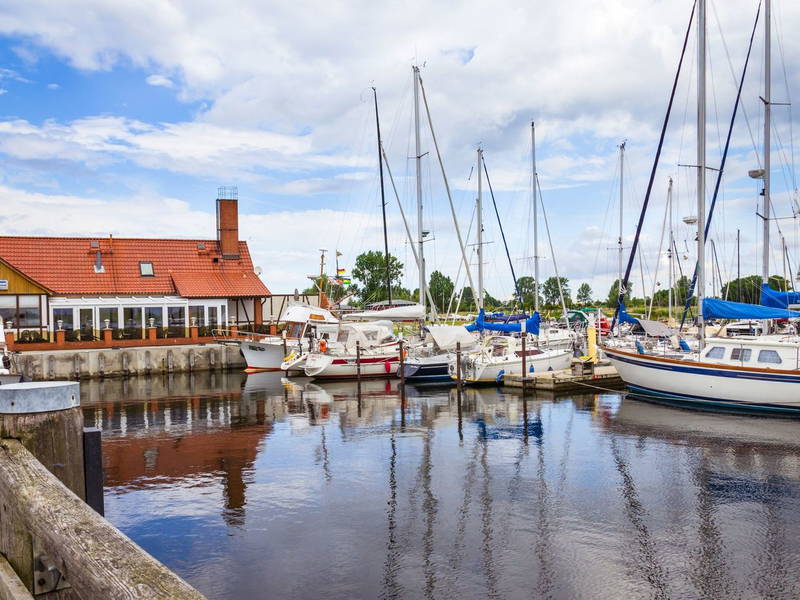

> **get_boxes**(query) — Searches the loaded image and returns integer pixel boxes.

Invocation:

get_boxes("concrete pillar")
[55,329,66,347]
[102,329,113,345]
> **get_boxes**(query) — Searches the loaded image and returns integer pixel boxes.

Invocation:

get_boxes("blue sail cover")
[760,283,800,309]
[703,297,800,320]
[465,309,541,335]
[617,303,640,326]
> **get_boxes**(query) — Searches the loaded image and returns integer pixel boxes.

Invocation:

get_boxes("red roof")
[0,236,270,298]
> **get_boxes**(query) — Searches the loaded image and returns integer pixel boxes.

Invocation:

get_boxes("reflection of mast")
[479,431,499,599]
[689,449,735,597]
[610,437,670,598]
[382,436,401,599]
[449,439,479,574]
[421,427,437,600]
[533,405,554,596]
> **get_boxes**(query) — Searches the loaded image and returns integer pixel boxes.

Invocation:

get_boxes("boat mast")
[372,87,392,305]
[668,177,674,322]
[618,141,626,295]
[413,66,426,317]
[531,122,540,314]
[477,146,484,311]
[696,0,707,350]
[762,0,771,289]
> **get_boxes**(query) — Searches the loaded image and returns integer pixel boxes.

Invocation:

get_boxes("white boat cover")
[343,303,426,321]
[282,303,339,324]
[427,325,475,351]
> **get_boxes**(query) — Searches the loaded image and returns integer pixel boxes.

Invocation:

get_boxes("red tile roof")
[0,236,270,298]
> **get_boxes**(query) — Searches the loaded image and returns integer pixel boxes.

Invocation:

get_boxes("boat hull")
[604,346,800,415]
[450,350,572,384]
[304,353,400,379]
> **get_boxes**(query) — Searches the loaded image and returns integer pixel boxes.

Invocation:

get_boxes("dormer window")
[139,262,155,277]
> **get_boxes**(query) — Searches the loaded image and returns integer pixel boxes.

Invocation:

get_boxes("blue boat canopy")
[617,303,639,326]
[703,296,800,320]
[760,283,800,309]
[466,309,540,335]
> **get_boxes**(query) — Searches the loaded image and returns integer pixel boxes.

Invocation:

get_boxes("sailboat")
[604,0,800,414]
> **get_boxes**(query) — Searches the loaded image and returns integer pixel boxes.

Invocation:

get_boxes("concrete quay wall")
[9,343,245,381]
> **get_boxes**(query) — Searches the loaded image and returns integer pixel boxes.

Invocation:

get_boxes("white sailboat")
[604,0,800,415]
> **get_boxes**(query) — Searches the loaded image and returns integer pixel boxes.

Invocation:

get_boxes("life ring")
[319,339,328,353]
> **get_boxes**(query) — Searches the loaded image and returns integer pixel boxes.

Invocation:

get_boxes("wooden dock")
[504,364,624,393]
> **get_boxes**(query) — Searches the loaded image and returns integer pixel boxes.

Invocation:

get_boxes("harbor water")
[81,372,800,599]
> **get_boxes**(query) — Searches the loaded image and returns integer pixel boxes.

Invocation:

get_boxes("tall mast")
[696,0,707,349]
[618,141,626,292]
[761,0,771,285]
[413,66,426,316]
[667,177,674,322]
[531,122,540,314]
[477,147,484,311]
[372,87,392,304]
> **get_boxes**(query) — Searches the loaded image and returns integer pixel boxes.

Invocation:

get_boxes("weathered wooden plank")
[0,554,33,600]
[0,439,204,599]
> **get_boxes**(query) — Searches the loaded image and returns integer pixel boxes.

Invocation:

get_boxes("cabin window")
[730,348,751,362]
[757,349,782,364]
[705,346,725,359]
[139,262,155,277]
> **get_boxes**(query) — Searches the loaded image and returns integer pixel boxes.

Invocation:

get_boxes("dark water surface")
[81,372,800,599]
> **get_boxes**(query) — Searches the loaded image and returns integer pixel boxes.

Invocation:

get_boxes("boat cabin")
[335,323,395,350]
[699,337,799,370]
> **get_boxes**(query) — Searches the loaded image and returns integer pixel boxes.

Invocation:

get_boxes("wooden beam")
[0,555,33,600]
[0,439,204,599]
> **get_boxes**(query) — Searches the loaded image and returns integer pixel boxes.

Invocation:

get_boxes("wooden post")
[82,427,104,516]
[455,341,462,413]
[398,340,405,386]
[282,331,287,357]
[521,335,527,393]
[356,341,362,382]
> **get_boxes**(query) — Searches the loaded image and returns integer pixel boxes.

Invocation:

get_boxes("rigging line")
[648,186,671,319]
[590,155,619,282]
[710,0,762,168]
[773,0,796,193]
[482,155,523,309]
[536,174,570,328]
[612,0,696,332]
[679,0,761,331]
[417,73,477,295]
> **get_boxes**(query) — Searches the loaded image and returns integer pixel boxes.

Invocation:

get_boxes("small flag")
[337,268,346,275]
[336,251,343,257]
[341,277,351,285]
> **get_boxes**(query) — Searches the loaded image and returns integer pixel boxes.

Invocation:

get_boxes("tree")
[606,278,632,307]
[576,283,593,306]
[351,251,404,304]
[721,274,789,304]
[428,271,455,312]
[542,276,571,307]
[514,276,543,310]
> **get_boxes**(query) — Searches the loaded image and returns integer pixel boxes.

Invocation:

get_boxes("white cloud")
[145,74,173,88]
[46,82,59,89]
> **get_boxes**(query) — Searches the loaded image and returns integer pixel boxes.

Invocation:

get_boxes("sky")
[0,0,798,303]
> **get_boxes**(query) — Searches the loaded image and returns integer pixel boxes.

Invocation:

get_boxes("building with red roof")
[0,190,270,342]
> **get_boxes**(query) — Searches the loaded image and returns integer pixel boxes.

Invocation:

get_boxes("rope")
[612,0,696,332]
[678,0,761,330]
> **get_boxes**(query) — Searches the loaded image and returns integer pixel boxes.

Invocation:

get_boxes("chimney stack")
[216,186,240,260]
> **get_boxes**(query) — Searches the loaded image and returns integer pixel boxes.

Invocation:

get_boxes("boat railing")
[212,328,278,343]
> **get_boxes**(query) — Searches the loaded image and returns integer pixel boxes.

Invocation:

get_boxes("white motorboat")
[448,334,572,384]
[236,303,339,372]
[302,322,402,379]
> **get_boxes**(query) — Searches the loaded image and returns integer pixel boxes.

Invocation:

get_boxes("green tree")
[606,278,633,306]
[721,274,789,304]
[351,251,404,304]
[576,282,593,306]
[542,276,571,307]
[428,271,455,312]
[514,276,543,309]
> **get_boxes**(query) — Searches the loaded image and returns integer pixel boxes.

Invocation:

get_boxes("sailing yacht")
[604,0,800,414]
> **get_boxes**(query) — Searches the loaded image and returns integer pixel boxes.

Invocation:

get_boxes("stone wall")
[8,343,246,381]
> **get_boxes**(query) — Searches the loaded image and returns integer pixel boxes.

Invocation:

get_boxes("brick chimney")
[216,187,240,260]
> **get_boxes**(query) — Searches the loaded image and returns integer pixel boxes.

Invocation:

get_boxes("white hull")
[604,346,800,414]
[303,352,401,379]
[240,339,300,371]
[451,350,572,384]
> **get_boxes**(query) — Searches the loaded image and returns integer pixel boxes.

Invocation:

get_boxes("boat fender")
[635,341,646,354]
[678,338,691,352]
[384,360,392,373]
[319,340,328,353]
[496,369,505,384]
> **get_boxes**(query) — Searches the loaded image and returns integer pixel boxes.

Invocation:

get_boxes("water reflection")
[81,373,800,600]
